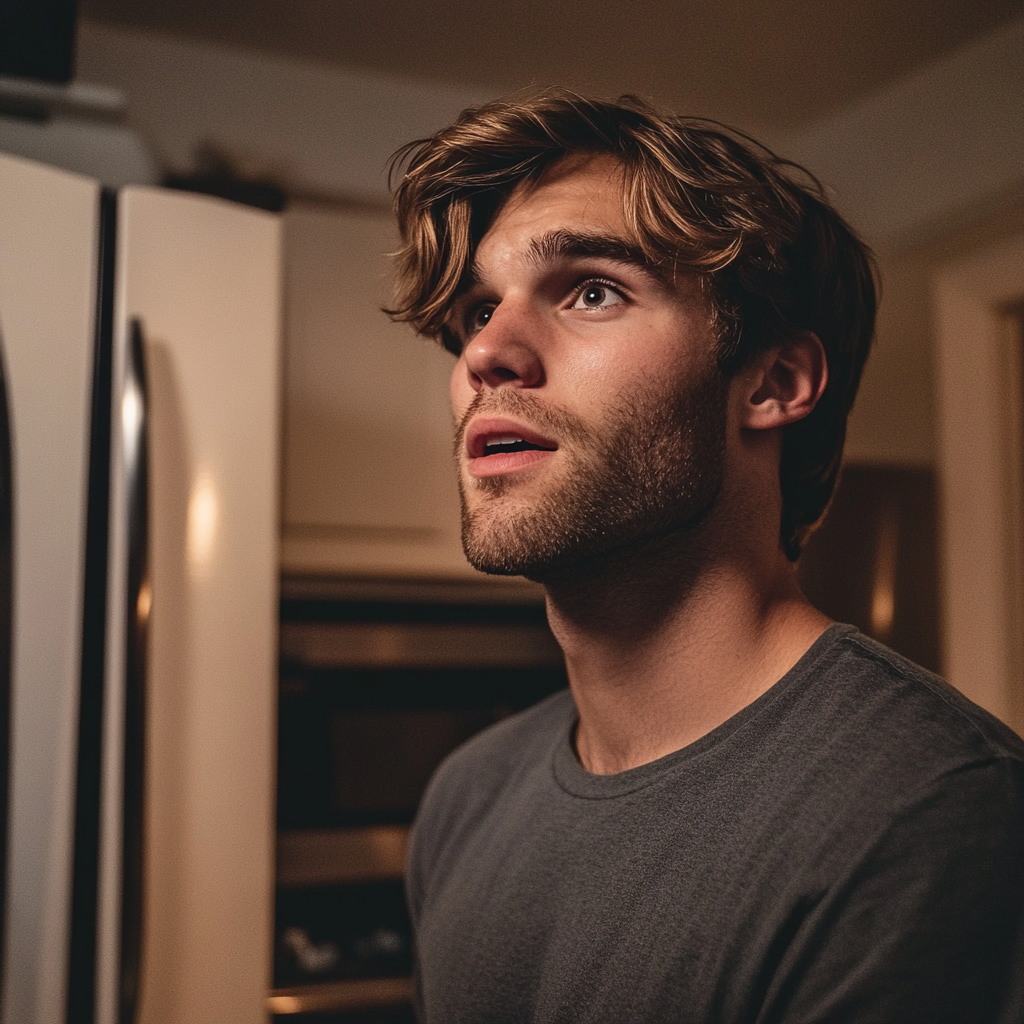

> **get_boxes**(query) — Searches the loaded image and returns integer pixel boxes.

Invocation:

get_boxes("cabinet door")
[282,201,476,578]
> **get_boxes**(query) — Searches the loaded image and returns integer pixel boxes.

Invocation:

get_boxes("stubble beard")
[456,365,730,583]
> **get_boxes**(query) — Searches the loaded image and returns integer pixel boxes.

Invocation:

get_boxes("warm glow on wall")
[870,505,898,642]
[187,471,219,573]
[136,579,152,625]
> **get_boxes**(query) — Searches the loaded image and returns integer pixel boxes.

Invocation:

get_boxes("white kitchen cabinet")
[281,200,480,579]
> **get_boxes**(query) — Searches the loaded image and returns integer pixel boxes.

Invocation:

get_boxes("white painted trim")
[933,233,1024,733]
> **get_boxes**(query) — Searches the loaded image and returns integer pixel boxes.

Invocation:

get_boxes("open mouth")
[465,418,559,477]
[482,434,556,457]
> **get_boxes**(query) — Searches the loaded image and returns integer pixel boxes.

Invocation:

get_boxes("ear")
[738,332,828,431]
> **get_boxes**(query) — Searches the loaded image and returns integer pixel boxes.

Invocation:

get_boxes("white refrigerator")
[0,152,281,1024]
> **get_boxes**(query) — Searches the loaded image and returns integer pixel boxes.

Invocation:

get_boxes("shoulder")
[788,625,1024,775]
[771,636,1024,1022]
[827,622,1019,761]
[768,627,1024,879]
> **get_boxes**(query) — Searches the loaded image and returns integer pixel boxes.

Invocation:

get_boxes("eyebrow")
[528,229,657,271]
[465,229,668,288]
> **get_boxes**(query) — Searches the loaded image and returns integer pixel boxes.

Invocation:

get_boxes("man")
[387,92,1024,1023]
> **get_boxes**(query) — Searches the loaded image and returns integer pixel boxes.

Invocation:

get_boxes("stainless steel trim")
[277,827,410,888]
[268,977,414,1015]
[280,619,563,669]
[280,573,545,605]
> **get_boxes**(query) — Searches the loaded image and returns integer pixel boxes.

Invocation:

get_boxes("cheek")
[556,332,631,401]
[565,325,687,403]
[450,357,473,419]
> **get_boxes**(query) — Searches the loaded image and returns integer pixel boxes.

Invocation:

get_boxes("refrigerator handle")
[119,318,149,1024]
[0,329,13,1012]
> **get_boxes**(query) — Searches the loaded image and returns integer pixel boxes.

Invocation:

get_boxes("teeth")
[478,430,555,457]
[483,434,540,456]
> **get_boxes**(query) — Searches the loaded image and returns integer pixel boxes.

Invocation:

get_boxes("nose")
[460,302,545,392]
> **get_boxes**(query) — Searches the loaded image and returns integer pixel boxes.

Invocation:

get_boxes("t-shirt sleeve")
[763,757,1024,1024]
[405,746,464,935]
[405,744,482,1023]
[406,787,439,1024]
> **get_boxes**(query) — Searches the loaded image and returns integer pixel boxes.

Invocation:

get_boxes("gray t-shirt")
[407,625,1024,1023]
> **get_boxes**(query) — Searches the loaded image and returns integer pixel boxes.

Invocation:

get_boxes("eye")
[571,282,624,310]
[469,304,496,334]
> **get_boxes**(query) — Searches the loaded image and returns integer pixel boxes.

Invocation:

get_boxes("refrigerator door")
[96,187,280,1024]
[0,154,102,1024]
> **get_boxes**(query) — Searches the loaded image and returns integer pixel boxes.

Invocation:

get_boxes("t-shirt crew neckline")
[552,621,857,800]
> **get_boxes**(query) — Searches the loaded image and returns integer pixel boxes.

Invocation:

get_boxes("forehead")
[477,154,629,263]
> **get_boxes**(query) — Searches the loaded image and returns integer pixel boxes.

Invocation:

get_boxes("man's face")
[448,155,730,581]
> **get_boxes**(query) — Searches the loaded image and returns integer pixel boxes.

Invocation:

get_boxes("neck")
[541,521,830,774]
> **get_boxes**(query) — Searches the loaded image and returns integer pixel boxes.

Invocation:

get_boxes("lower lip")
[467,449,556,478]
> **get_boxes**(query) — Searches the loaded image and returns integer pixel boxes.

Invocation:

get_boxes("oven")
[271,577,567,1021]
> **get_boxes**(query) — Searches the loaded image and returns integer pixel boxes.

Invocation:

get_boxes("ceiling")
[79,0,1024,133]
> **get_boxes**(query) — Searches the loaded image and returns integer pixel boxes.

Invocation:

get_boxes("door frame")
[933,232,1024,734]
